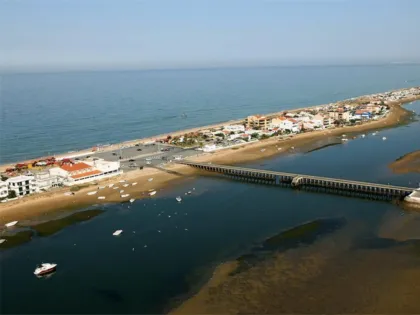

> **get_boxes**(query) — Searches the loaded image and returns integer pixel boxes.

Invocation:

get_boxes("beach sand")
[0,96,418,225]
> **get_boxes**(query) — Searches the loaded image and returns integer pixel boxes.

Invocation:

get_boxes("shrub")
[70,186,81,192]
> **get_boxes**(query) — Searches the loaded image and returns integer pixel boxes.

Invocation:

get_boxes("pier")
[177,161,415,200]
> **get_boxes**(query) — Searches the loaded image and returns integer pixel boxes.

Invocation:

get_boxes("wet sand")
[0,97,418,225]
[389,150,420,174]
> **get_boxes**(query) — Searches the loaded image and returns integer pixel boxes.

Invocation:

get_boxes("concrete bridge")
[177,161,415,200]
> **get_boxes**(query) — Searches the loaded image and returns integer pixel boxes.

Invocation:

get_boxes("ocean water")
[1,103,419,314]
[1,64,420,163]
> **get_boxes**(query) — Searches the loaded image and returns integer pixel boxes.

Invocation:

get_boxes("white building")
[203,144,217,152]
[0,181,8,199]
[58,159,122,186]
[34,170,65,191]
[6,175,38,196]
[223,124,245,132]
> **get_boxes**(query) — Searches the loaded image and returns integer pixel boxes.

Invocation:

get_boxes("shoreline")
[0,95,419,225]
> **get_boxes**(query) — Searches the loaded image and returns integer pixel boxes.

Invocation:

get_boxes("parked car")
[129,159,135,162]
[112,152,117,155]
[137,148,142,151]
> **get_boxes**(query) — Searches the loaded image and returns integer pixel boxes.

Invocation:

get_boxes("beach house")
[245,115,272,130]
[6,175,39,196]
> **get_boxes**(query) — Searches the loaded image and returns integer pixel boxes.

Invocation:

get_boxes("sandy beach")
[389,150,420,174]
[0,96,418,226]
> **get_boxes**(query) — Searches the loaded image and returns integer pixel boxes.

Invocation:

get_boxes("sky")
[1,0,420,72]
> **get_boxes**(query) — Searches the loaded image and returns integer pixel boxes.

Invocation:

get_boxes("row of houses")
[0,158,122,200]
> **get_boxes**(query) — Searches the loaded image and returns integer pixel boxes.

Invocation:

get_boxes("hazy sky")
[1,0,419,71]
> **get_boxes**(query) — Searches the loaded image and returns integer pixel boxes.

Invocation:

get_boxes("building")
[0,181,8,199]
[6,175,38,196]
[245,115,272,130]
[34,170,65,191]
[57,159,122,186]
[223,124,245,132]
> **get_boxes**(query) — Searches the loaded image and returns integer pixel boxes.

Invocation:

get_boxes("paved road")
[76,143,200,172]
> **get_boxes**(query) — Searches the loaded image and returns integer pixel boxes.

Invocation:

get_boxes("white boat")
[121,194,130,198]
[113,187,119,190]
[5,221,18,227]
[34,263,57,277]
[382,137,387,140]
[87,191,97,196]
[176,196,182,202]
[129,198,135,203]
[372,132,377,136]
[98,196,106,200]
[149,191,157,196]
[342,138,348,142]
[119,180,126,183]
[123,184,129,187]
[113,230,123,236]
[361,134,366,138]
[120,190,125,193]
[98,186,105,190]
[148,178,153,182]
[187,191,192,195]
[64,192,72,196]
[108,183,115,188]
[0,239,6,244]
[132,182,137,186]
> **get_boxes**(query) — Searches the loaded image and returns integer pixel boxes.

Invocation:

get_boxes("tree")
[260,134,270,140]
[8,190,17,199]
[251,133,259,139]
[215,133,225,138]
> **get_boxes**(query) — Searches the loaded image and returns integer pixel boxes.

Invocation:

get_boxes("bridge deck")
[178,161,414,193]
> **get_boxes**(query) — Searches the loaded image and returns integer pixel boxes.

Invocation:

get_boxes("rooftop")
[60,162,92,172]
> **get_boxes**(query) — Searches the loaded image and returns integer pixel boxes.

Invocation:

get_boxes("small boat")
[192,188,195,191]
[382,136,387,140]
[64,192,72,196]
[119,180,126,183]
[148,189,155,192]
[98,196,106,200]
[149,191,157,196]
[123,184,129,187]
[34,263,57,277]
[113,187,119,190]
[148,178,153,182]
[113,230,123,236]
[132,182,138,186]
[130,198,135,203]
[0,239,6,244]
[361,134,366,138]
[342,138,348,142]
[87,191,97,196]
[260,149,266,152]
[187,191,192,195]
[121,194,130,198]
[108,183,114,188]
[5,221,18,228]
[176,196,182,202]
[120,190,125,193]
[372,132,377,136]
[98,186,105,190]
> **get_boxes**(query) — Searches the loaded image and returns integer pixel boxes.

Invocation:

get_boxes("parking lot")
[76,143,200,172]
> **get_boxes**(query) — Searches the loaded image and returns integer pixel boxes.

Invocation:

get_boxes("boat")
[187,191,192,195]
[87,191,97,195]
[129,198,135,203]
[119,180,126,183]
[64,192,72,196]
[132,182,138,186]
[176,196,182,202]
[113,187,119,190]
[98,196,106,200]
[372,132,377,136]
[120,190,125,193]
[98,186,105,190]
[34,263,57,277]
[382,137,387,140]
[148,178,153,182]
[149,191,157,196]
[108,183,114,188]
[113,230,123,236]
[361,134,366,138]
[341,138,348,142]
[123,184,129,187]
[0,239,6,244]
[121,194,130,198]
[5,221,18,227]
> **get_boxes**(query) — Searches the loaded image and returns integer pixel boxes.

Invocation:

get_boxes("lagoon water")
[1,96,420,313]
[1,66,420,313]
[1,64,420,163]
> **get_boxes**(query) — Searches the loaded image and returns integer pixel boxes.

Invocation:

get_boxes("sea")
[1,65,420,314]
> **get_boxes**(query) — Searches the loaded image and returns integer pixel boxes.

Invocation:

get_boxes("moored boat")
[87,191,97,195]
[34,263,57,277]
[5,221,18,228]
[176,196,182,202]
[113,230,123,236]
[130,198,135,203]
[121,194,130,198]
[149,191,157,196]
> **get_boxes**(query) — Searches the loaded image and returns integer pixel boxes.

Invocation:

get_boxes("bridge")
[177,161,415,200]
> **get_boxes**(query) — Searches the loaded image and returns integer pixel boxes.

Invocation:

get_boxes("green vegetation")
[260,134,270,140]
[7,190,16,199]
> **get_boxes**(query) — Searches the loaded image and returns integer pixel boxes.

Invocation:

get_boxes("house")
[245,115,272,130]
[203,144,217,152]
[34,170,65,191]
[6,175,38,196]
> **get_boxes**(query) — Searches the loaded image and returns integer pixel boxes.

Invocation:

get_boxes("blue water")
[1,65,420,163]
